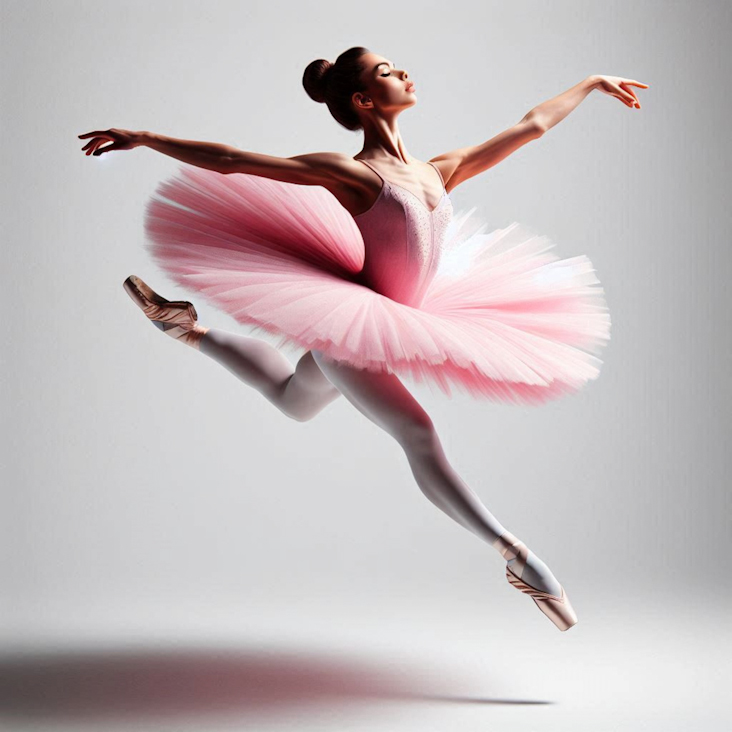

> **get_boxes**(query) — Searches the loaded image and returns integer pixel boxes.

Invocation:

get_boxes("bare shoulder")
[224,149,361,187]
[288,152,377,216]
[225,149,374,217]
[426,155,462,194]
[288,151,371,187]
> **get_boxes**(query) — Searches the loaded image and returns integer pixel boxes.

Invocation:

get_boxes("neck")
[356,112,411,164]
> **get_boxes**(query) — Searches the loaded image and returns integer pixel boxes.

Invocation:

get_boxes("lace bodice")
[351,160,454,307]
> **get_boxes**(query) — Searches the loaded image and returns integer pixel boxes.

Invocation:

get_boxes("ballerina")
[79,46,647,631]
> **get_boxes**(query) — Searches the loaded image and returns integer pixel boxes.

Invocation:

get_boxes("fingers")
[79,130,114,155]
[80,138,110,156]
[597,77,648,109]
[620,85,640,108]
[618,87,636,106]
[79,130,109,156]
[83,138,104,155]
[612,92,634,107]
[620,79,649,108]
[92,142,119,156]
[620,80,647,108]
[612,84,638,108]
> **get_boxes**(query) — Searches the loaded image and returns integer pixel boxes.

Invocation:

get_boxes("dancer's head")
[303,47,416,131]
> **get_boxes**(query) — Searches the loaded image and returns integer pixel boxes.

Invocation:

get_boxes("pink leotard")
[352,160,453,308]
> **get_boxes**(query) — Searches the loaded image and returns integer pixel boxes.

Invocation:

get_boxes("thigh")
[310,351,433,441]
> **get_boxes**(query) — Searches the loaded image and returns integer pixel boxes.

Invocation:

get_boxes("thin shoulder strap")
[356,158,386,184]
[427,161,446,192]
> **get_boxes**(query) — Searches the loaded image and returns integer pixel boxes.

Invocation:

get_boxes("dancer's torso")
[352,159,453,307]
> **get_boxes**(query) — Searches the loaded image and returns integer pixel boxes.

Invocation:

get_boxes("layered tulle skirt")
[142,165,611,405]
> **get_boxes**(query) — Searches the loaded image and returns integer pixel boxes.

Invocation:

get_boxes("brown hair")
[302,46,370,131]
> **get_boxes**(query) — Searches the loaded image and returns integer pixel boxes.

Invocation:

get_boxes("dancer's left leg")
[310,350,563,597]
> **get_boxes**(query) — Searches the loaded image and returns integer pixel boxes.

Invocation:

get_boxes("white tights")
[197,327,562,596]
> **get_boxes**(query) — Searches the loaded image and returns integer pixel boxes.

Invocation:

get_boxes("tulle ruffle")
[142,165,611,405]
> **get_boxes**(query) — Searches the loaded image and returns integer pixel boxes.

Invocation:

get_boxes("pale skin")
[78,54,649,604]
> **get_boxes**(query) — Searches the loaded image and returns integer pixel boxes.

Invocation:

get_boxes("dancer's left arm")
[431,75,648,192]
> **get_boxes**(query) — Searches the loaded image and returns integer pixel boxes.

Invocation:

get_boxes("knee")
[284,399,338,423]
[285,407,318,423]
[396,416,438,453]
[277,394,319,423]
[278,384,340,423]
[288,413,312,423]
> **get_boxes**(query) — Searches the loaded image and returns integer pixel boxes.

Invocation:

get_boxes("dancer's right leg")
[199,330,341,422]
[122,276,340,422]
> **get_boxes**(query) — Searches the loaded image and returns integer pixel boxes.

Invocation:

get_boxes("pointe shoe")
[493,531,578,632]
[123,275,209,350]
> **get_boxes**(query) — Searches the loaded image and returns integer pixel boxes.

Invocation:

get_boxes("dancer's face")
[353,52,416,118]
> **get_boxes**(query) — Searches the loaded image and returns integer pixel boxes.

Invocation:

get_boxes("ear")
[353,92,372,109]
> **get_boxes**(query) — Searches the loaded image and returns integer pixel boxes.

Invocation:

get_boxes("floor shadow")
[0,644,553,724]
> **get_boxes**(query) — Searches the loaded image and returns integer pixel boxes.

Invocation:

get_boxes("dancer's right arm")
[139,132,240,173]
[78,129,348,188]
[78,129,238,174]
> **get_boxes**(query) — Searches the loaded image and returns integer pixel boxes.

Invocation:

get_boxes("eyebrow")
[372,61,394,73]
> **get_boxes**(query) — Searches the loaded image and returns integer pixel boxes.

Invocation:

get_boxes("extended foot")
[507,551,562,597]
[493,530,578,631]
[493,531,562,597]
[123,275,209,350]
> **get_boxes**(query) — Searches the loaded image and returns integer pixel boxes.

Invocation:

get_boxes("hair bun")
[302,58,333,104]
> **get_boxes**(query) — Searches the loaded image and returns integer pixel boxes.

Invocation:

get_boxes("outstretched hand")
[592,75,649,108]
[78,128,144,156]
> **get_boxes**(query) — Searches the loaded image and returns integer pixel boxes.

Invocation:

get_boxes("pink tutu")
[142,165,611,405]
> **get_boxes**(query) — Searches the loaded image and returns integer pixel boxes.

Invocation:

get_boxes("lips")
[406,83,415,92]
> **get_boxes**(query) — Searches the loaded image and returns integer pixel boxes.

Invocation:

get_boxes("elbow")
[217,158,233,174]
[530,120,547,137]
[520,116,547,139]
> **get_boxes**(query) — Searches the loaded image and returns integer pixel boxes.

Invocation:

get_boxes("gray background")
[2,0,730,730]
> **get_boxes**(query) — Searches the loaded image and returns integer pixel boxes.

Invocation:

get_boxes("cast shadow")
[0,644,553,724]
